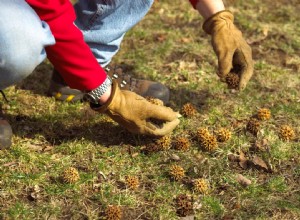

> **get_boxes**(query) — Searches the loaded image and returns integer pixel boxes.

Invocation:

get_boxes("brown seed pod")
[181,103,197,117]
[226,72,240,89]
[215,128,232,142]
[257,108,271,121]
[200,134,218,151]
[142,143,161,154]
[125,176,139,190]
[196,127,210,141]
[145,96,164,106]
[105,205,122,220]
[247,118,260,135]
[279,125,295,141]
[193,178,209,194]
[169,165,185,181]
[156,135,172,150]
[62,167,80,184]
[174,137,191,151]
[175,194,194,217]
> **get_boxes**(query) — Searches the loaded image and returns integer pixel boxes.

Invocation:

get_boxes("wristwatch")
[83,76,112,105]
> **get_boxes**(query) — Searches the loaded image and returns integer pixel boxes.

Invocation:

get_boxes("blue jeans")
[0,0,154,90]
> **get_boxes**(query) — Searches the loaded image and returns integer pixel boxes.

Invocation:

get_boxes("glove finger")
[238,44,253,90]
[144,119,180,137]
[146,104,180,121]
[217,49,235,79]
[232,45,253,90]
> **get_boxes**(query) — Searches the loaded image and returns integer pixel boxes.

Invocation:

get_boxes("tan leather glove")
[93,81,180,136]
[203,10,253,90]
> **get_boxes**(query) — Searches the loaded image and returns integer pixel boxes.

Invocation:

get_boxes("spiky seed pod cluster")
[169,165,185,181]
[196,127,210,140]
[125,176,139,190]
[196,128,218,151]
[62,167,80,184]
[174,137,191,151]
[143,143,161,154]
[145,96,164,106]
[226,72,240,89]
[279,125,295,141]
[181,103,197,117]
[247,118,260,135]
[156,135,172,150]
[257,108,271,121]
[175,194,194,217]
[215,128,232,142]
[193,178,209,194]
[105,205,122,220]
[200,135,218,151]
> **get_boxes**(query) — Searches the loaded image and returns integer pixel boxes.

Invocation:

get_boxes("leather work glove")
[203,10,254,90]
[92,81,180,136]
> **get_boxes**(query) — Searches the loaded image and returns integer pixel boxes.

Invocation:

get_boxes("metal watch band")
[84,76,112,104]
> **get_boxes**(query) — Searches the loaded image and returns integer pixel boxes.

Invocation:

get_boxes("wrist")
[196,0,225,19]
[83,76,112,105]
[98,85,112,104]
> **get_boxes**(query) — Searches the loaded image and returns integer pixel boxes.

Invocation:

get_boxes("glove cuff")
[90,80,119,113]
[202,10,234,35]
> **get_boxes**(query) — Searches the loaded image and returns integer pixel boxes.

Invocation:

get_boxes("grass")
[0,0,300,219]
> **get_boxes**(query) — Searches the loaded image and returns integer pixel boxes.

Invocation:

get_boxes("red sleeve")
[25,0,106,91]
[189,0,198,9]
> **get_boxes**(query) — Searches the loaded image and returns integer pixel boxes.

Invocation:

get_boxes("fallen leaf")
[239,151,248,169]
[131,152,139,158]
[180,215,195,220]
[236,174,251,187]
[3,162,18,167]
[252,156,269,171]
[170,154,180,161]
[228,153,239,162]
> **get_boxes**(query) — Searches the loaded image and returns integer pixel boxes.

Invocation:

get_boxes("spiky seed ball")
[257,108,271,121]
[196,127,210,141]
[105,205,122,220]
[247,118,260,135]
[200,134,218,151]
[193,178,209,194]
[125,176,139,190]
[145,96,164,106]
[143,143,161,154]
[181,103,197,117]
[174,137,191,151]
[156,135,172,150]
[169,165,185,181]
[175,194,194,217]
[226,72,240,89]
[279,125,295,141]
[215,128,232,142]
[62,167,80,184]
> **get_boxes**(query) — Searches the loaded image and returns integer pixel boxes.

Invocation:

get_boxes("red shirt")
[25,0,197,90]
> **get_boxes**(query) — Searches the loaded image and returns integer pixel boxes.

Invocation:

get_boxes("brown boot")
[48,65,170,104]
[0,104,12,150]
[48,70,84,102]
[105,65,170,104]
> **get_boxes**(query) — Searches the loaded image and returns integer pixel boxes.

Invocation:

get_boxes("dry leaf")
[170,154,181,161]
[252,156,269,171]
[239,151,248,169]
[236,174,251,187]
[228,153,239,162]
[180,215,195,220]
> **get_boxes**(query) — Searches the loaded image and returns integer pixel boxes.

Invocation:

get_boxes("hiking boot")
[48,65,170,104]
[105,65,170,104]
[48,69,84,102]
[0,105,12,149]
